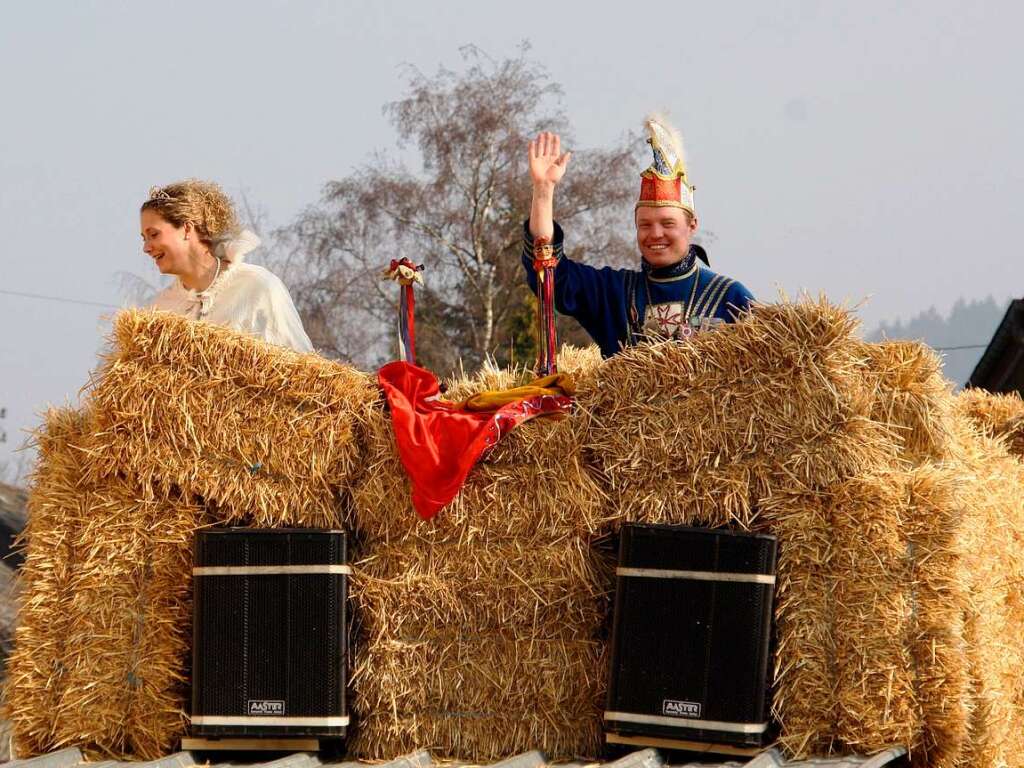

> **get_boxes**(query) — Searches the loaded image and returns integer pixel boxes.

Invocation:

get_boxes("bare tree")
[274,46,637,373]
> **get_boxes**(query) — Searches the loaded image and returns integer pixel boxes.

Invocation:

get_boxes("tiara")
[146,187,175,202]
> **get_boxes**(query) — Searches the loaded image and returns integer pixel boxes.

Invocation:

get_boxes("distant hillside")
[868,296,1009,388]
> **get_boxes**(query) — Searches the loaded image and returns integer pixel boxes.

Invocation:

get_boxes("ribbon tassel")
[382,258,425,365]
[532,238,559,376]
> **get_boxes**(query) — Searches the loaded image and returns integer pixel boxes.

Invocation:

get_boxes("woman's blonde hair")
[141,179,239,245]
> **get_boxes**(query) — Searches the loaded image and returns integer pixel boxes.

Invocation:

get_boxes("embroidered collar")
[643,249,698,283]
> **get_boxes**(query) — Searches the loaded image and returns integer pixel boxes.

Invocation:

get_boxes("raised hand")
[529,132,571,188]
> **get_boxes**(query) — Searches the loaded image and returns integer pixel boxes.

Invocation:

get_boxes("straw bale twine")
[955,388,1024,458]
[3,409,90,756]
[83,310,378,527]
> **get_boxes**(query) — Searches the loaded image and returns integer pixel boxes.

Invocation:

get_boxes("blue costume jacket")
[522,221,755,358]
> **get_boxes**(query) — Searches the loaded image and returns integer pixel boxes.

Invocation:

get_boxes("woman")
[142,180,313,353]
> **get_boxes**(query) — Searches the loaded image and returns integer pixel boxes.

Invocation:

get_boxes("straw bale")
[3,409,90,757]
[901,463,973,768]
[828,476,920,753]
[350,631,603,720]
[580,300,895,529]
[442,345,603,402]
[350,347,610,761]
[350,401,609,546]
[350,709,603,763]
[349,540,610,762]
[47,476,202,760]
[6,406,205,760]
[352,540,613,636]
[83,309,378,527]
[758,490,838,758]
[554,344,603,385]
[954,388,1024,458]
[857,340,955,463]
[21,301,1024,766]
[122,496,207,759]
[949,426,1024,768]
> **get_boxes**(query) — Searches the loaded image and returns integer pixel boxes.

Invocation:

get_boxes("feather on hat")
[636,114,695,215]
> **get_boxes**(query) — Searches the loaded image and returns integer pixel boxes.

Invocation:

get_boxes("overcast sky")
[2,1,1022,477]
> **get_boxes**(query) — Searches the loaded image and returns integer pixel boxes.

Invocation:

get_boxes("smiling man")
[522,118,754,359]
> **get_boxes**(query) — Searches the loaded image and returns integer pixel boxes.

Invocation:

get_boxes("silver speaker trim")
[191,715,350,727]
[615,567,775,585]
[193,565,352,576]
[604,710,768,734]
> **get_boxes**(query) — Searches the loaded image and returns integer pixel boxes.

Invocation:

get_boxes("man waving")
[522,117,754,359]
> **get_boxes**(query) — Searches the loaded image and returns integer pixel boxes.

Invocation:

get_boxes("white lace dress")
[149,232,313,353]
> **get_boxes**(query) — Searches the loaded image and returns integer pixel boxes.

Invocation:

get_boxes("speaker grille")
[606,524,777,747]
[191,528,348,737]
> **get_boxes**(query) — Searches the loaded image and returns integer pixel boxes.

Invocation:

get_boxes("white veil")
[213,229,261,264]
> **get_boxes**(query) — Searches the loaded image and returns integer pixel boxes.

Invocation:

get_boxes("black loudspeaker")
[191,528,349,738]
[605,524,777,748]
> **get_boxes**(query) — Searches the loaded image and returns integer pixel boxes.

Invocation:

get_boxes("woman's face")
[140,208,190,276]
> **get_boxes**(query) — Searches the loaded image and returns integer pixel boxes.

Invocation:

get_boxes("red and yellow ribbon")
[532,239,559,376]
[382,258,424,365]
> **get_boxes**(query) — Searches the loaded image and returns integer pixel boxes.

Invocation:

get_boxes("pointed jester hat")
[636,114,695,217]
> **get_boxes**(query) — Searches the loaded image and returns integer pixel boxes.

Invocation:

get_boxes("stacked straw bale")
[348,348,609,761]
[579,300,904,758]
[11,304,1024,767]
[954,388,1024,458]
[4,407,203,760]
[947,425,1024,768]
[4,409,89,756]
[50,477,204,759]
[833,341,1024,767]
[84,310,378,527]
[579,301,895,528]
[826,475,920,753]
[577,303,1024,764]
[6,310,377,760]
[857,340,955,463]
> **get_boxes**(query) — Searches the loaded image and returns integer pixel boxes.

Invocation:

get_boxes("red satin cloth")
[378,361,573,520]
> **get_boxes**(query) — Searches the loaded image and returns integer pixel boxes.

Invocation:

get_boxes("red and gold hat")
[636,115,695,216]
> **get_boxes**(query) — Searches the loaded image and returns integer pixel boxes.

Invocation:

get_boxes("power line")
[933,344,989,352]
[0,288,118,310]
[0,287,998,353]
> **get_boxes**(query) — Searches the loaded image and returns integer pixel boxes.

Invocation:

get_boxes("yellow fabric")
[457,374,576,412]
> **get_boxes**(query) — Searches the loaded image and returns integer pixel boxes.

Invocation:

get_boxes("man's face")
[635,206,698,268]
